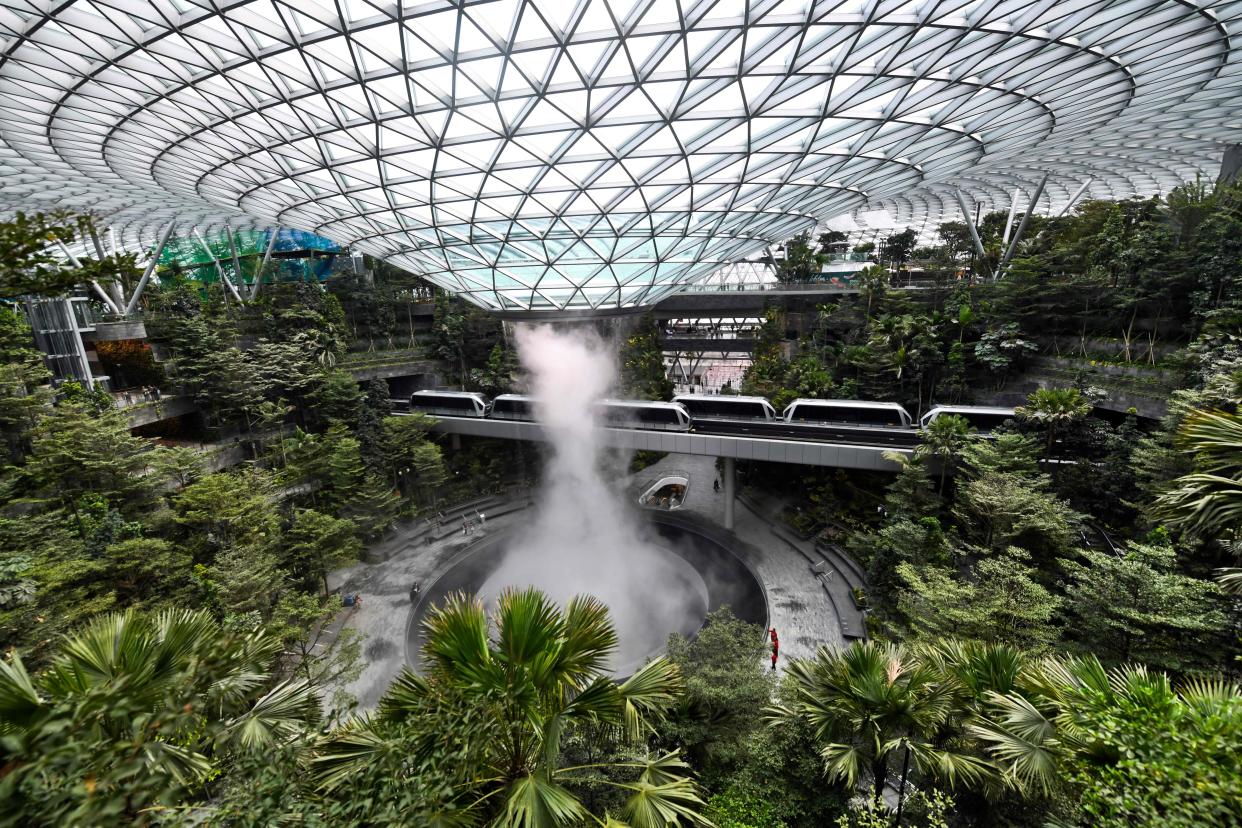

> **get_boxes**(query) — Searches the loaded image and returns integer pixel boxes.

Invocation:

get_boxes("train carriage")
[596,400,691,431]
[919,405,1016,432]
[490,394,536,421]
[672,394,776,422]
[783,399,913,428]
[409,390,489,418]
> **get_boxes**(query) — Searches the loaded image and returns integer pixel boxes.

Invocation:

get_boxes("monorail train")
[408,390,489,417]
[783,399,913,428]
[490,394,535,421]
[673,394,777,421]
[919,405,1016,432]
[408,389,1014,436]
[596,400,692,431]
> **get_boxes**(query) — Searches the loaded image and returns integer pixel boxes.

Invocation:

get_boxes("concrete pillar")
[450,432,461,451]
[722,455,735,531]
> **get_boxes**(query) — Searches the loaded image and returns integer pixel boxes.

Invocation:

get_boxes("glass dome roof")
[0,0,1238,312]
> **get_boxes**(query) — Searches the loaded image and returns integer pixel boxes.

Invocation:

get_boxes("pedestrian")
[462,517,469,536]
[769,628,779,670]
[478,511,486,528]
[713,478,720,493]
[409,582,421,603]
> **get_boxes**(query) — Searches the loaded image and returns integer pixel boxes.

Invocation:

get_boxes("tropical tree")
[767,642,994,808]
[1154,407,1242,539]
[970,655,1242,827]
[1016,387,1092,451]
[1060,539,1226,672]
[314,588,712,827]
[917,414,973,493]
[0,608,319,825]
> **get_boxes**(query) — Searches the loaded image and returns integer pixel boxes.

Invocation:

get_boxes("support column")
[253,228,279,300]
[722,455,735,531]
[450,432,461,451]
[124,221,175,316]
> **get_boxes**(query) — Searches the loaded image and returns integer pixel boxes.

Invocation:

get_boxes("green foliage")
[0,212,138,299]
[769,642,995,806]
[316,588,711,826]
[1017,387,1093,449]
[971,655,1241,827]
[0,306,51,461]
[774,233,826,283]
[1060,539,1227,671]
[663,608,774,786]
[430,290,506,386]
[1155,407,1242,539]
[281,509,361,594]
[952,470,1081,558]
[974,323,1037,379]
[706,787,788,828]
[916,414,973,492]
[896,547,1061,650]
[24,403,155,519]
[0,608,319,826]
[620,314,674,400]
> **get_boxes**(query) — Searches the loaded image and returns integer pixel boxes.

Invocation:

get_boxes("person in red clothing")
[768,628,779,670]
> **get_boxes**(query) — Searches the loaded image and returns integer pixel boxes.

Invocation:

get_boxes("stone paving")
[325,452,844,712]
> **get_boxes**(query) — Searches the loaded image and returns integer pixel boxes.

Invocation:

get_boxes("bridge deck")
[422,415,909,471]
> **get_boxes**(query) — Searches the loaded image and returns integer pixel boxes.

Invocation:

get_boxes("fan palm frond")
[0,653,42,728]
[616,657,681,741]
[1174,408,1242,473]
[222,678,319,751]
[558,595,618,682]
[619,777,713,828]
[502,772,589,828]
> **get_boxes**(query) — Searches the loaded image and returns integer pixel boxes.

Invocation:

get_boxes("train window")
[638,407,675,425]
[967,413,1012,430]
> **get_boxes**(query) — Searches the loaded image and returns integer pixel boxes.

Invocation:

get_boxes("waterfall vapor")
[476,324,706,673]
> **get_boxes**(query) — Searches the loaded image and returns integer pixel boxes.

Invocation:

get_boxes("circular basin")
[406,517,766,676]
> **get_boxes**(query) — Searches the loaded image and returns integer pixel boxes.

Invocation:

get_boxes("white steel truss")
[0,0,1239,313]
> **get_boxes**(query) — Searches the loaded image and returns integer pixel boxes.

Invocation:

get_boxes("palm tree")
[766,642,994,809]
[0,609,318,821]
[917,413,973,493]
[968,654,1239,801]
[314,588,711,827]
[1154,408,1242,540]
[1015,387,1091,452]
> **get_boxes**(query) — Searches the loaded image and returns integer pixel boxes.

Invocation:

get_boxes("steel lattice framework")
[1,0,1239,313]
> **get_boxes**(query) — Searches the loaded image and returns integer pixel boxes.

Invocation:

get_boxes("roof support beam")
[1055,178,1093,218]
[958,187,988,278]
[123,221,175,316]
[954,189,989,266]
[193,227,243,303]
[998,173,1048,278]
[251,228,279,300]
[225,225,246,295]
[58,239,122,315]
[1001,188,1020,247]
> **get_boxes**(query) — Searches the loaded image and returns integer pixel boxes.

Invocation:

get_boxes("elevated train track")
[394,405,913,472]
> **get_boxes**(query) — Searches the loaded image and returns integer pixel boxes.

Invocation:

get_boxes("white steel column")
[193,228,243,302]
[252,228,280,300]
[123,221,175,316]
[953,190,988,261]
[1001,189,1020,246]
[998,173,1049,276]
[58,240,122,315]
[1055,178,1094,218]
